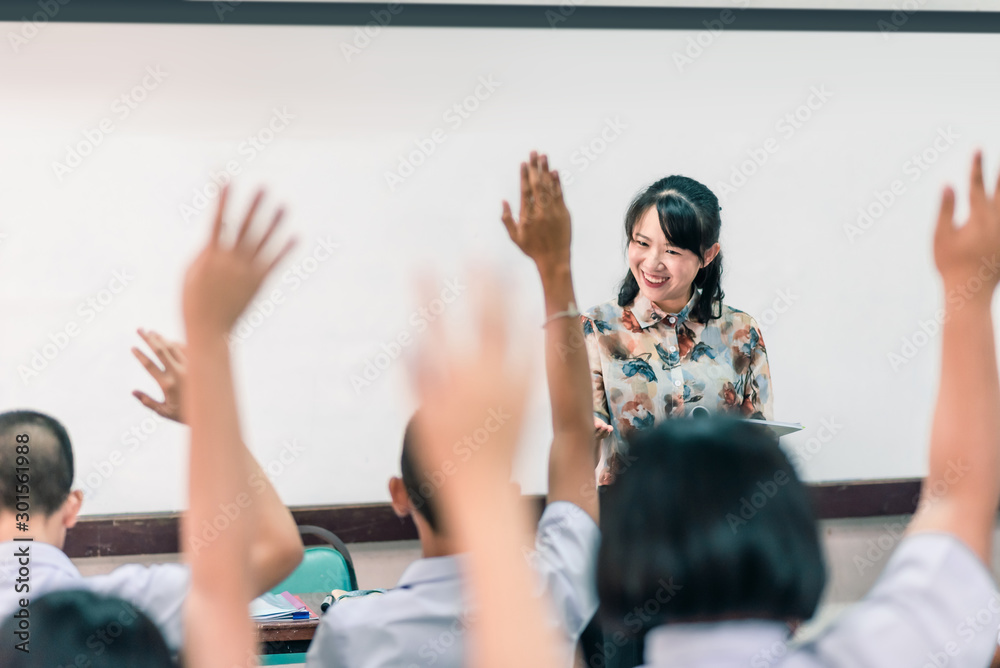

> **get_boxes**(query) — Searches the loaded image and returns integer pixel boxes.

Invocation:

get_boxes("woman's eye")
[633,239,648,247]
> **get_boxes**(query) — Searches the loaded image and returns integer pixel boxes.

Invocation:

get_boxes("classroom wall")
[3,21,1000,515]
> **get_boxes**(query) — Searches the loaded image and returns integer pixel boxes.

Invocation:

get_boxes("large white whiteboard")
[1,22,999,515]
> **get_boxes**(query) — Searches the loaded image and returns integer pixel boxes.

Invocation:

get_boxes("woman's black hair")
[617,175,724,323]
[0,590,174,667]
[597,418,826,635]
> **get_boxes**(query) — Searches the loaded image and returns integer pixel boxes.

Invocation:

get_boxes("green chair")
[270,525,359,595]
[259,525,358,665]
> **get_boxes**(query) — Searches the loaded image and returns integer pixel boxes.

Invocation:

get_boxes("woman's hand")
[182,186,295,337]
[595,416,613,441]
[132,328,187,424]
[934,151,1000,297]
[501,151,571,270]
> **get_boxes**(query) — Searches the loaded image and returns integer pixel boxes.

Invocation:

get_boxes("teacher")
[583,175,774,484]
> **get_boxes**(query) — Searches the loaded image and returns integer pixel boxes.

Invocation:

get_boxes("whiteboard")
[1,22,999,515]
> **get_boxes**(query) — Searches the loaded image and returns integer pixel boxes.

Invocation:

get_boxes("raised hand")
[501,151,572,268]
[132,328,187,423]
[410,276,531,488]
[182,186,295,336]
[934,151,1000,296]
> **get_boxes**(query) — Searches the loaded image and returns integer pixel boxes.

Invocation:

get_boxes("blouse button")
[669,346,677,352]
[667,316,676,324]
[674,380,682,387]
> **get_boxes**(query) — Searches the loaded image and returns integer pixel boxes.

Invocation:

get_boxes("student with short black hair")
[0,589,174,667]
[304,152,601,668]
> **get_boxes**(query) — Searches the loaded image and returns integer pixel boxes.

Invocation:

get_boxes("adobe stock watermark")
[887,254,1000,372]
[51,67,168,182]
[383,77,501,192]
[545,0,589,28]
[403,407,512,514]
[18,269,135,384]
[340,2,403,61]
[587,577,683,666]
[715,85,834,202]
[179,107,295,226]
[7,0,71,53]
[558,117,628,187]
[188,438,307,555]
[853,457,970,575]
[349,277,466,393]
[228,235,340,346]
[877,0,930,39]
[756,287,798,335]
[672,0,751,72]
[79,410,172,500]
[843,126,959,244]
[729,416,845,533]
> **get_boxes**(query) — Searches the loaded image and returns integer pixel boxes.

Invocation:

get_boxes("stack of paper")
[250,591,315,621]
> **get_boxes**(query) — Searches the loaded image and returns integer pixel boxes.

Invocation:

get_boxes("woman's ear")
[702,243,721,267]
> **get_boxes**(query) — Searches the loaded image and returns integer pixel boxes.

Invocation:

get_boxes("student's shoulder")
[717,303,765,336]
[319,588,413,631]
[86,561,190,599]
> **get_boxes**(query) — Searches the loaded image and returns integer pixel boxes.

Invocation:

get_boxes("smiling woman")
[583,176,774,484]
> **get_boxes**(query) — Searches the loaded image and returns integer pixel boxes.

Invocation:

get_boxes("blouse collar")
[644,620,791,666]
[629,288,700,330]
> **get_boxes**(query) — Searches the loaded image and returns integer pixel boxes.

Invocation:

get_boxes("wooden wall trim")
[64,478,926,558]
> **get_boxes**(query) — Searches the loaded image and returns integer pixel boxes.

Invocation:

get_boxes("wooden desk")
[256,592,324,655]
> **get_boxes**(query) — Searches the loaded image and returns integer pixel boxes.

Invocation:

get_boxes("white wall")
[2,22,999,514]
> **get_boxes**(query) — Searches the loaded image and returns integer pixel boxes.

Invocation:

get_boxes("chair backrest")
[269,525,359,595]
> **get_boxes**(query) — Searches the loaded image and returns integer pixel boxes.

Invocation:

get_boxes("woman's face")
[627,206,719,311]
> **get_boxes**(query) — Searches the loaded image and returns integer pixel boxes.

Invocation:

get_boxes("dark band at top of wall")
[2,1,1000,32]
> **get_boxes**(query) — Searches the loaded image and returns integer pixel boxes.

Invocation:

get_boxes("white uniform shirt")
[642,532,999,667]
[306,500,601,667]
[0,540,190,652]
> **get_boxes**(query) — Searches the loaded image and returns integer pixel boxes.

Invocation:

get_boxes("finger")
[519,162,531,215]
[163,342,185,371]
[551,170,564,202]
[131,345,165,383]
[132,390,166,416]
[527,151,542,200]
[210,184,229,245]
[143,330,174,371]
[264,237,298,277]
[253,208,285,259]
[168,341,188,366]
[236,189,265,251]
[934,185,956,245]
[474,269,508,360]
[501,200,518,240]
[969,151,987,220]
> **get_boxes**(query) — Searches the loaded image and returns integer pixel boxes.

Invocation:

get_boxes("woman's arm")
[742,320,774,420]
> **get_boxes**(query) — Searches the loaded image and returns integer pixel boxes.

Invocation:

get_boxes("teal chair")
[260,525,358,666]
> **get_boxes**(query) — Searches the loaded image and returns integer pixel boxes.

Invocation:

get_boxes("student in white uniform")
[305,151,602,668]
[0,406,303,653]
[586,151,1000,667]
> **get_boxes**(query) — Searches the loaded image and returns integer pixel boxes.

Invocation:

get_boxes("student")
[584,176,773,485]
[304,152,601,668]
[0,589,175,666]
[0,211,303,659]
[585,151,1000,666]
[0,187,300,667]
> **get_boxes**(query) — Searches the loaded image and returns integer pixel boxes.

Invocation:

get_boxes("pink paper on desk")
[279,591,318,619]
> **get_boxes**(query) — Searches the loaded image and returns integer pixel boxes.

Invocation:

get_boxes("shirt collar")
[629,289,700,330]
[396,555,462,589]
[644,620,790,666]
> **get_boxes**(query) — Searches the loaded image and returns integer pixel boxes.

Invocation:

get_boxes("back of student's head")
[0,410,74,516]
[598,418,825,634]
[400,413,443,533]
[0,589,174,667]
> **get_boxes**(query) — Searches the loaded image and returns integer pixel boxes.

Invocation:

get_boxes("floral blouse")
[583,289,773,465]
